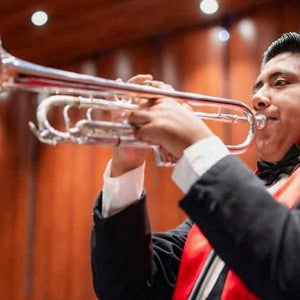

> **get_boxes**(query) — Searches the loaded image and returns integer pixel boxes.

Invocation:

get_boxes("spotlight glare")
[218,29,230,42]
[31,11,48,26]
[200,0,219,15]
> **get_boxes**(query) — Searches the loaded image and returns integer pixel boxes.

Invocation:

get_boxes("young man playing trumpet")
[91,32,300,299]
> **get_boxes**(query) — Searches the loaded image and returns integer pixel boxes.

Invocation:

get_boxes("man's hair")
[262,32,300,65]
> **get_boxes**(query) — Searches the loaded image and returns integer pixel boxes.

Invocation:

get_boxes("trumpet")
[0,39,266,166]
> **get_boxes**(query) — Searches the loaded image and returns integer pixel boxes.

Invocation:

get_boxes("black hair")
[262,32,300,65]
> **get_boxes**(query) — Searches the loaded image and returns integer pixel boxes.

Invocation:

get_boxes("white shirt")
[102,136,230,217]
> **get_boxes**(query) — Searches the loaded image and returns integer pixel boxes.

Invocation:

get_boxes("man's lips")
[255,112,279,121]
[266,116,279,121]
[255,114,279,130]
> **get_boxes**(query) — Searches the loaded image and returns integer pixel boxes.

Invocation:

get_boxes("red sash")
[172,168,300,300]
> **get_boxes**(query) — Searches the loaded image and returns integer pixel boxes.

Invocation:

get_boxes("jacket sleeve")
[180,154,300,300]
[91,192,192,300]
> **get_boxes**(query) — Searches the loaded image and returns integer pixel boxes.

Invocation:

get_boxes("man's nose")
[252,92,271,110]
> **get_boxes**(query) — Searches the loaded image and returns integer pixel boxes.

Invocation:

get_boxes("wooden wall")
[0,1,299,299]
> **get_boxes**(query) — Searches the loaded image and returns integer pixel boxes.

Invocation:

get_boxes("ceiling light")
[31,11,48,26]
[218,29,230,42]
[238,20,256,41]
[199,0,219,15]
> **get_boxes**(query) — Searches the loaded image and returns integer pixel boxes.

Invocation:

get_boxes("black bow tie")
[257,145,300,186]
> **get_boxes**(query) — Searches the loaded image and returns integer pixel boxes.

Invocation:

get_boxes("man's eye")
[274,79,288,86]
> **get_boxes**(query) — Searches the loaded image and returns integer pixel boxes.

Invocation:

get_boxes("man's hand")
[128,98,214,159]
[110,74,154,177]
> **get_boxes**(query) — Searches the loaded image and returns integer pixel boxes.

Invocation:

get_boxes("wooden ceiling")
[1,0,278,67]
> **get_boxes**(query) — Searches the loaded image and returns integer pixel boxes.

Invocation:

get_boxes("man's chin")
[255,141,276,162]
[255,146,288,163]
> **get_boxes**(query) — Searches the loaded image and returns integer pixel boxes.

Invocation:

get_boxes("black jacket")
[91,155,300,300]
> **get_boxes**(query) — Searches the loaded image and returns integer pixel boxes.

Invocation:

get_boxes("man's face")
[252,52,300,163]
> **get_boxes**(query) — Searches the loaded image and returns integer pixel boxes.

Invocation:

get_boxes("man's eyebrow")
[269,70,288,78]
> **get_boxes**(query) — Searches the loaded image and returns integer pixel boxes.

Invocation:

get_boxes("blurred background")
[0,0,299,299]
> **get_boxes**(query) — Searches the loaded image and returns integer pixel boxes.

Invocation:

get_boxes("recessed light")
[199,0,219,15]
[218,29,230,42]
[31,11,48,26]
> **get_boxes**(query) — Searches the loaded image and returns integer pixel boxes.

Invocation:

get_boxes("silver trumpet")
[0,39,266,166]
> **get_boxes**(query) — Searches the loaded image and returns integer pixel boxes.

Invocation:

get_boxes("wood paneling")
[161,26,225,140]
[31,144,103,299]
[0,92,37,300]
[1,0,277,67]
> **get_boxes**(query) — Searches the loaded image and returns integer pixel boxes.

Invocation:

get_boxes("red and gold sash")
[173,168,300,300]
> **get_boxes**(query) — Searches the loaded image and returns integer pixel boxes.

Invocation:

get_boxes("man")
[91,32,300,299]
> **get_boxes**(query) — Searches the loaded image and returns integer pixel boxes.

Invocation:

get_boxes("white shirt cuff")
[102,160,145,217]
[172,136,230,194]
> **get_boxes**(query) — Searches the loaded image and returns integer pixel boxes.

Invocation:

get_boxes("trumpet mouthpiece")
[255,114,267,130]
